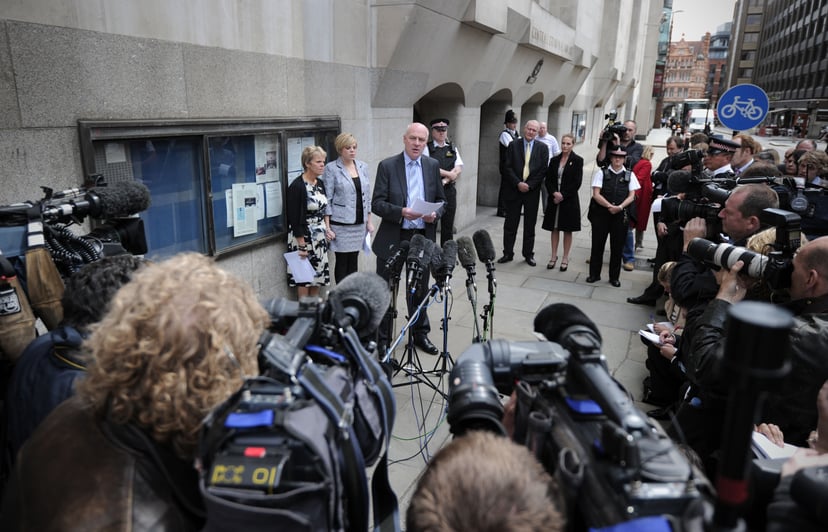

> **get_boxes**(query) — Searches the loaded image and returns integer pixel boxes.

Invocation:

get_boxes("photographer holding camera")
[690,236,828,448]
[1,253,270,530]
[667,184,780,471]
[596,117,642,170]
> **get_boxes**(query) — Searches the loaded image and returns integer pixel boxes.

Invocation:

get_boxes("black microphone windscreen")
[331,271,391,336]
[429,243,444,279]
[667,170,693,195]
[456,236,477,268]
[407,234,426,265]
[441,240,457,275]
[472,230,496,262]
[533,303,602,344]
[94,181,152,218]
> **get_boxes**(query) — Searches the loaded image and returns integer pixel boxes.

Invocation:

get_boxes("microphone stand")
[388,282,447,399]
[463,267,482,343]
[434,274,454,376]
[380,262,404,365]
[480,260,497,341]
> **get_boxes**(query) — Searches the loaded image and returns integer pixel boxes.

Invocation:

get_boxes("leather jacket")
[691,295,828,446]
[1,396,204,531]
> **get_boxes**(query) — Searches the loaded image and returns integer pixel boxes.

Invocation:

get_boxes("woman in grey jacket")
[324,133,374,282]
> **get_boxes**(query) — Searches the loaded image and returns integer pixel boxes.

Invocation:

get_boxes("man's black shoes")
[497,255,514,264]
[627,295,657,306]
[414,335,439,355]
[609,279,621,287]
[525,256,537,267]
[585,276,600,283]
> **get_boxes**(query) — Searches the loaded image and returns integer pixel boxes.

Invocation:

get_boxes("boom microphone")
[329,272,392,337]
[42,181,152,221]
[428,242,444,282]
[472,229,496,264]
[441,240,457,279]
[534,303,647,433]
[430,240,457,286]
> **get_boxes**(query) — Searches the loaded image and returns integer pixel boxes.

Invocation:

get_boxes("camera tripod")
[480,264,497,341]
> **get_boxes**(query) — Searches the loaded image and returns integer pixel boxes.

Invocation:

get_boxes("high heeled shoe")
[559,260,569,272]
[546,257,558,270]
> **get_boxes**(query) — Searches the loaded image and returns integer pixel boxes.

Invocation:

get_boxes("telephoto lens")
[687,238,768,278]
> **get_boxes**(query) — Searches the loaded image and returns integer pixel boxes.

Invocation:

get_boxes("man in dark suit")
[372,122,446,355]
[498,119,549,266]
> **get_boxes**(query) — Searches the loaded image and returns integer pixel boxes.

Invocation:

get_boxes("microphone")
[534,303,647,433]
[406,234,430,294]
[473,229,497,295]
[329,271,392,337]
[383,240,410,278]
[430,240,457,286]
[441,240,457,280]
[472,229,496,264]
[42,181,152,221]
[456,236,477,278]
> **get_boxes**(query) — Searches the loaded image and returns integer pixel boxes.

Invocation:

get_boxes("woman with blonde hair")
[4,253,270,530]
[324,133,374,282]
[287,145,331,297]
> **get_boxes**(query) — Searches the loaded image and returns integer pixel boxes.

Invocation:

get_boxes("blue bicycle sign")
[716,84,769,131]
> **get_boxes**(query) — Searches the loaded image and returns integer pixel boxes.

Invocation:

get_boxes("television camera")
[447,303,714,531]
[0,176,150,277]
[600,110,629,143]
[196,272,398,532]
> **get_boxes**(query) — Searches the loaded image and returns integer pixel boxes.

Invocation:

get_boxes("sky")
[670,0,737,41]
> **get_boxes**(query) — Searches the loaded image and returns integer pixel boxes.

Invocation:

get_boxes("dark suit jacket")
[544,152,584,232]
[371,153,445,260]
[503,139,549,197]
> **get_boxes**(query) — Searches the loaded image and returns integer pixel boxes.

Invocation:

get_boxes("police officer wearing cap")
[587,146,640,286]
[424,118,463,245]
[497,110,520,217]
[703,137,739,177]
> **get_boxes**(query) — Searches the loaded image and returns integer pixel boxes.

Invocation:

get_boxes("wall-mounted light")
[526,59,543,84]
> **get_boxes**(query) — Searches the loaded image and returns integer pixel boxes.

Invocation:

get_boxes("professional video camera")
[447,303,713,531]
[600,110,628,143]
[196,272,399,532]
[660,170,732,239]
[686,208,802,294]
[0,176,150,277]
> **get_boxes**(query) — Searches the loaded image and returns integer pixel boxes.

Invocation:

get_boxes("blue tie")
[406,160,424,229]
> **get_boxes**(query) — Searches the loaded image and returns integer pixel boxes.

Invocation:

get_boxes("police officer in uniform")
[497,110,520,217]
[587,146,640,286]
[425,118,463,245]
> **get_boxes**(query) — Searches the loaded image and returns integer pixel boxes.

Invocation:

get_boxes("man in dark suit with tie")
[498,119,549,266]
[372,122,446,355]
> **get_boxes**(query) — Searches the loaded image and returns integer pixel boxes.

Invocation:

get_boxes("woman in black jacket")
[542,134,583,271]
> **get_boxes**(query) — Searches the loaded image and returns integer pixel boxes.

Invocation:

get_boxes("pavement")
[384,127,677,523]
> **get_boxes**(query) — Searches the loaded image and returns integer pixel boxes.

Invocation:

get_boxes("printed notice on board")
[232,183,259,237]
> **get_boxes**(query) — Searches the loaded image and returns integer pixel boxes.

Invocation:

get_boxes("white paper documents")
[284,251,316,284]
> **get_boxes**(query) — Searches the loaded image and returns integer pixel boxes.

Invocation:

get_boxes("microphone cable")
[44,223,101,277]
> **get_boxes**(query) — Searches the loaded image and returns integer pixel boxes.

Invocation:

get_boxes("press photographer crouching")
[1,253,270,530]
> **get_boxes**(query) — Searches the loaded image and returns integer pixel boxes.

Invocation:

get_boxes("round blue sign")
[716,84,769,131]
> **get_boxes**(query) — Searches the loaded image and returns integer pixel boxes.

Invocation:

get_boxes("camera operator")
[596,118,642,169]
[4,254,147,461]
[405,430,565,532]
[1,253,270,530]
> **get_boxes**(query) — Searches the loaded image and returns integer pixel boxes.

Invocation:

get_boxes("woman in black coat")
[542,134,583,271]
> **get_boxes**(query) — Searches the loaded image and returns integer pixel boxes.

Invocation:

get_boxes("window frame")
[77,116,340,258]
